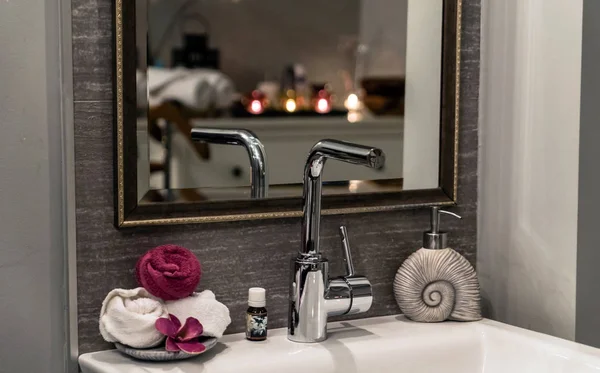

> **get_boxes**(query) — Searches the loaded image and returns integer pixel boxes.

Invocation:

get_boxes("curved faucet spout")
[301,139,385,256]
[191,128,268,199]
[306,140,385,179]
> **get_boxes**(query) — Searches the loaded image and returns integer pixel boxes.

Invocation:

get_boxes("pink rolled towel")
[136,244,201,301]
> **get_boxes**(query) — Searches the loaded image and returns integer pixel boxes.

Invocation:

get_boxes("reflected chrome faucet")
[288,139,386,343]
[191,128,268,199]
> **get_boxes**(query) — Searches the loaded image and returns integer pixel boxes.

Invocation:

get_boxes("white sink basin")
[79,315,600,373]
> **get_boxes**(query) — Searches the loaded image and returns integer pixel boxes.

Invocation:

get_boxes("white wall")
[358,0,408,78]
[478,0,582,340]
[0,0,71,371]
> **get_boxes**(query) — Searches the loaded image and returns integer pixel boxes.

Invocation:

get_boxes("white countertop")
[79,315,600,373]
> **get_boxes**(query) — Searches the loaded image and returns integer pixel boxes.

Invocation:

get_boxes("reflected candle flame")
[285,99,297,113]
[316,98,330,114]
[345,93,361,111]
[250,100,263,114]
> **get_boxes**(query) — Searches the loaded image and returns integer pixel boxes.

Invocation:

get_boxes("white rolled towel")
[147,67,235,111]
[166,290,232,338]
[99,288,168,349]
[147,67,189,94]
[136,70,148,110]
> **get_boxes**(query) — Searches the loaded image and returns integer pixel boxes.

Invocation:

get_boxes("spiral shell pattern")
[393,248,481,322]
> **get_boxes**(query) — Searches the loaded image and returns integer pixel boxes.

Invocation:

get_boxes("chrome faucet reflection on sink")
[191,128,268,199]
[288,139,386,343]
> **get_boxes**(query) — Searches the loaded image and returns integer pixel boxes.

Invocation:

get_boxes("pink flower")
[155,314,206,354]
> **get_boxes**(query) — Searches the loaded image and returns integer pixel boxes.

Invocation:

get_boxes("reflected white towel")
[147,67,188,94]
[147,67,235,111]
[136,70,148,109]
[166,290,232,338]
[99,288,168,349]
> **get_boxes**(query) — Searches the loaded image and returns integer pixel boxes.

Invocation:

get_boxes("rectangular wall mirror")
[115,0,461,227]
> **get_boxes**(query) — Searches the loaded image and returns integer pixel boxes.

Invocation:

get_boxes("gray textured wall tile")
[73,1,481,354]
[72,0,113,101]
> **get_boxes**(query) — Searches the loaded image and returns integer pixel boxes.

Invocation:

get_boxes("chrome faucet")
[288,139,386,343]
[191,128,268,199]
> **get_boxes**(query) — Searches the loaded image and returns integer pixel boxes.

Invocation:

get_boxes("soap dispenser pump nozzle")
[423,207,461,250]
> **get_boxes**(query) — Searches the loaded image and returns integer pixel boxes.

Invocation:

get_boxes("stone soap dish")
[114,337,218,361]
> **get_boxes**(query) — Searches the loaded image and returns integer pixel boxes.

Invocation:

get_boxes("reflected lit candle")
[247,90,266,115]
[250,99,264,114]
[285,98,297,113]
[345,93,361,111]
[316,98,330,114]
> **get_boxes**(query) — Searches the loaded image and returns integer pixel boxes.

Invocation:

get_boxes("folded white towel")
[99,288,168,349]
[147,67,235,111]
[165,290,232,338]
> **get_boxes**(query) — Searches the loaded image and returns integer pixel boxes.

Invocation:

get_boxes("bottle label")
[246,313,268,340]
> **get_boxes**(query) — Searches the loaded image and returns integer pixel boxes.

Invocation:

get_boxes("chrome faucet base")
[288,256,354,343]
[287,253,374,343]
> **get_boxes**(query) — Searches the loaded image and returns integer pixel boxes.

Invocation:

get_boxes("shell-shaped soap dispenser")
[393,207,482,322]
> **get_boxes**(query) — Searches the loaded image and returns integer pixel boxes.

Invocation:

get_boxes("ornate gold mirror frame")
[114,0,462,228]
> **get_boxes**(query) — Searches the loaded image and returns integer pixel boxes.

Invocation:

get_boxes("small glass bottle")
[246,287,268,341]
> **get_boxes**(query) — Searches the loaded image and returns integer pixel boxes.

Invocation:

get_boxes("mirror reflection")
[136,0,443,203]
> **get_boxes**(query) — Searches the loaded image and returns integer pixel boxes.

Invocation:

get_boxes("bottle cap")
[248,287,266,307]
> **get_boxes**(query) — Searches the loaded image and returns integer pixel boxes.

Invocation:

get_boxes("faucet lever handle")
[339,226,355,277]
